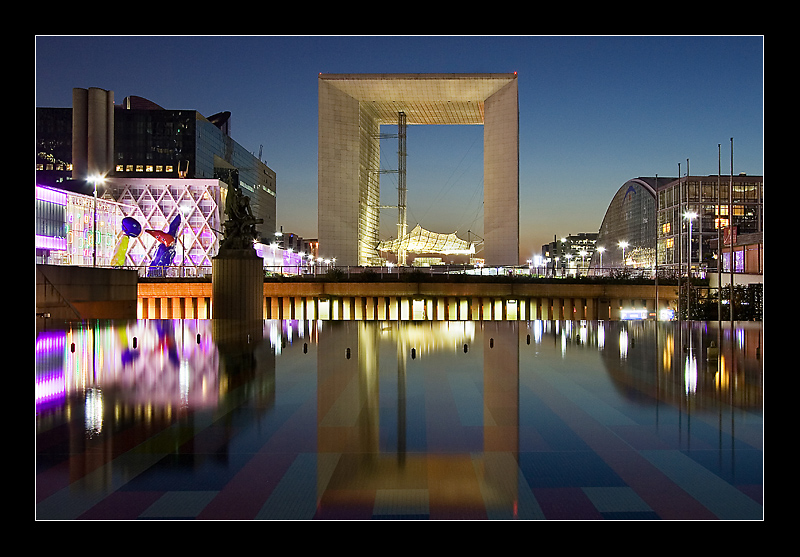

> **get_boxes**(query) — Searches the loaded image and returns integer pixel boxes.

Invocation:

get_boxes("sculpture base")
[212,249,263,321]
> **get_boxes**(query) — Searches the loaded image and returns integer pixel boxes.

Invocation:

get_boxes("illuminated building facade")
[656,174,763,279]
[541,233,598,277]
[318,73,519,267]
[36,185,125,267]
[589,175,763,281]
[36,180,224,274]
[36,179,315,277]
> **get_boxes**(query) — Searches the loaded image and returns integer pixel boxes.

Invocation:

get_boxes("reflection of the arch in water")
[36,318,762,519]
[313,320,522,518]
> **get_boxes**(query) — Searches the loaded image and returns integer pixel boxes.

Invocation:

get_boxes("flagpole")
[729,138,734,321]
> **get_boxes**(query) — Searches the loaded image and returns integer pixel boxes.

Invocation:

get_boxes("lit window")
[166,166,174,173]
[116,165,124,172]
[136,165,144,172]
[146,165,154,172]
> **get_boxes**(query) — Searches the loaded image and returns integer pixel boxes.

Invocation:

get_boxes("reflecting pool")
[36,319,763,520]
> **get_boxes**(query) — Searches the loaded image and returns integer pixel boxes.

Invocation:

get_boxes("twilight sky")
[35,35,763,261]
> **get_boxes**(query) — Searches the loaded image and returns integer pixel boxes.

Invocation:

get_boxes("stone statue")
[220,181,263,251]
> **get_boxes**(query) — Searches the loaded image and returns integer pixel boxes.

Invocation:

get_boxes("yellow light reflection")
[715,355,729,391]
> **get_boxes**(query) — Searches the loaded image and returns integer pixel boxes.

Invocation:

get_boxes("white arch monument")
[318,73,519,266]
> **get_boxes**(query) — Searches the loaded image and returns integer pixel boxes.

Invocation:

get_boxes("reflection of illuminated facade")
[314,320,521,518]
[35,320,222,421]
[36,319,763,520]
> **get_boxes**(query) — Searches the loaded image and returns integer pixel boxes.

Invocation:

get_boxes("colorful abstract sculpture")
[111,216,143,267]
[147,215,182,277]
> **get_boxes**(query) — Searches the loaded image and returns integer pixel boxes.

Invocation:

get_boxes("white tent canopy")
[377,224,477,255]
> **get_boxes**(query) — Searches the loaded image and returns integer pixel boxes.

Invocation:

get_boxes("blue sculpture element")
[121,216,142,238]
[147,215,182,277]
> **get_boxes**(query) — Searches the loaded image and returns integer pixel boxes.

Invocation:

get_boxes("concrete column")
[484,78,519,266]
[212,250,263,321]
[575,298,586,321]
[564,298,574,320]
[610,299,622,320]
[586,298,597,320]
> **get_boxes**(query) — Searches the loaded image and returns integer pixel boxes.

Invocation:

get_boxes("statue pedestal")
[212,248,263,321]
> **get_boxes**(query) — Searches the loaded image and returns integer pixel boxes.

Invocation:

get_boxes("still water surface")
[36,319,763,520]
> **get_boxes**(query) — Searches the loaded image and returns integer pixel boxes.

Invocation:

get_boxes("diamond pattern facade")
[102,178,224,275]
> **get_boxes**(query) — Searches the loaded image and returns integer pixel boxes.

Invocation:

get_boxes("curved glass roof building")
[590,177,664,272]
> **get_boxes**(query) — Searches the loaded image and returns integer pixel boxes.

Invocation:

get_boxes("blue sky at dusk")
[35,35,763,259]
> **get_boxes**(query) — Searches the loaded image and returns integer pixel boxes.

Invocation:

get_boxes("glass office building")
[36,94,276,242]
[113,98,276,239]
[657,174,763,276]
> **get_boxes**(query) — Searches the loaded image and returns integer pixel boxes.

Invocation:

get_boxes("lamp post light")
[597,246,605,276]
[618,241,629,268]
[579,250,587,276]
[89,174,106,268]
[684,211,698,318]
[684,211,698,273]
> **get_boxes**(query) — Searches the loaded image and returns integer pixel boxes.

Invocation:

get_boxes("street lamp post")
[684,211,698,319]
[90,174,106,267]
[618,241,629,269]
[597,246,605,276]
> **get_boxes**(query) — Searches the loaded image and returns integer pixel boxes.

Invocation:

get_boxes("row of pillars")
[139,297,212,320]
[139,295,670,321]
[264,295,665,321]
